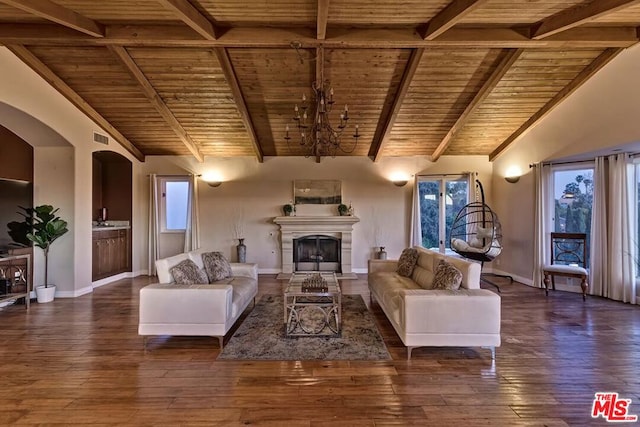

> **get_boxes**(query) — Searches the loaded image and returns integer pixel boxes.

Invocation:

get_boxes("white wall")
[0,47,144,296]
[142,155,492,273]
[33,147,74,290]
[492,43,640,284]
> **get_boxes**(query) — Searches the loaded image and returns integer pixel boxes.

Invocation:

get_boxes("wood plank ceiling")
[0,0,638,163]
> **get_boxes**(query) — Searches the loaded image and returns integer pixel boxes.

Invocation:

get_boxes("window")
[160,177,190,232]
[417,176,469,252]
[551,165,594,264]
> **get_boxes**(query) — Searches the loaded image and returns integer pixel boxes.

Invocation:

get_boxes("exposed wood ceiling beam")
[108,45,204,162]
[317,0,329,40]
[213,47,264,163]
[0,24,636,48]
[0,0,104,37]
[418,0,490,40]
[156,0,217,40]
[5,44,144,162]
[532,0,640,39]
[369,48,424,162]
[431,48,523,162]
[531,0,640,40]
[489,48,624,161]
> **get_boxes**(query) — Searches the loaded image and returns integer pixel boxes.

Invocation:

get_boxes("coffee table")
[284,272,341,337]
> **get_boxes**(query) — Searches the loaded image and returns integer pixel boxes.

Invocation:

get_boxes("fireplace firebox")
[293,235,341,273]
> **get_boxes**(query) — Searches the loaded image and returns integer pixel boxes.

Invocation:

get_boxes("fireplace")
[294,235,341,273]
[273,215,360,278]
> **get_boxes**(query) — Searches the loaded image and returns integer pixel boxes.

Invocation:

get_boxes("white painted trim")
[488,268,535,287]
[353,268,368,274]
[258,268,281,274]
[56,285,93,298]
[92,270,148,289]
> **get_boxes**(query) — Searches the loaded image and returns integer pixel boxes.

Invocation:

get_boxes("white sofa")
[138,248,258,349]
[368,246,501,359]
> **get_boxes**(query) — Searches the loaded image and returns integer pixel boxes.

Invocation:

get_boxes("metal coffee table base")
[284,295,341,337]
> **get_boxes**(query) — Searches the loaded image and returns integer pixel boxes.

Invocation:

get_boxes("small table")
[284,272,341,337]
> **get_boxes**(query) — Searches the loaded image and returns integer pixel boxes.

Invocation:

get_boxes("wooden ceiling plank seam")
[532,0,640,40]
[5,44,144,161]
[430,48,524,162]
[418,0,491,40]
[213,47,264,163]
[0,25,637,48]
[369,48,424,162]
[317,0,329,40]
[489,48,624,161]
[0,0,104,37]
[108,45,204,162]
[157,0,218,41]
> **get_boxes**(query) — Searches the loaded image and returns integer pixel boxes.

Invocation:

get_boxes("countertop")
[92,220,130,231]
[92,226,130,231]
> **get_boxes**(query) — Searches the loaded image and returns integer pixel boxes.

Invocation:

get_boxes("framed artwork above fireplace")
[294,180,341,205]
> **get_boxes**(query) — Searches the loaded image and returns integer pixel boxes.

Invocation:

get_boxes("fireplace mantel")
[274,215,360,278]
[274,215,360,227]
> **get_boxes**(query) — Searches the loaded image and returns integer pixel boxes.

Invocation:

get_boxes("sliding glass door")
[417,175,469,253]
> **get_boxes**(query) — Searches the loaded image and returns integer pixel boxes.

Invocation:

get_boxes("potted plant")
[338,203,349,216]
[283,203,294,216]
[23,205,69,303]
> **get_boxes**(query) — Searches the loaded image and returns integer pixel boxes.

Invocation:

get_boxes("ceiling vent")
[93,132,109,145]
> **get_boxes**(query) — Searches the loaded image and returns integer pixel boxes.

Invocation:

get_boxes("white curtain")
[590,157,608,296]
[468,171,478,203]
[591,154,636,303]
[148,174,160,276]
[183,174,200,252]
[533,163,551,288]
[409,178,422,247]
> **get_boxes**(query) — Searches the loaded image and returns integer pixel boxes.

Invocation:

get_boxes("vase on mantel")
[237,238,247,263]
[376,246,387,260]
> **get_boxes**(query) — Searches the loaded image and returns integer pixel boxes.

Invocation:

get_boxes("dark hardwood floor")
[1,275,639,426]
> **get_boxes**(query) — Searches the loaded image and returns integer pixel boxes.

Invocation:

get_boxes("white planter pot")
[35,285,56,303]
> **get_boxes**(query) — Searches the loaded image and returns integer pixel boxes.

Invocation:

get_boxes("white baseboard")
[486,268,534,287]
[56,285,93,298]
[258,268,281,274]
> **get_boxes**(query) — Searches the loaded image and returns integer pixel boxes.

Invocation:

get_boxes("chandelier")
[285,47,359,158]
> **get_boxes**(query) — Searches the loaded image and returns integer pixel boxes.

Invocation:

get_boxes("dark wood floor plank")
[0,274,638,425]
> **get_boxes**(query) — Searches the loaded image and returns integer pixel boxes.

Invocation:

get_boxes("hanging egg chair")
[450,180,503,263]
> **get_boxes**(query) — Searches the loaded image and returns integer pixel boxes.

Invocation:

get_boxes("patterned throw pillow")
[202,252,232,282]
[432,259,463,290]
[169,259,208,285]
[396,248,419,277]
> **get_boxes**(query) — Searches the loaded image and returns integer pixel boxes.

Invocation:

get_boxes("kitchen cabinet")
[92,228,130,281]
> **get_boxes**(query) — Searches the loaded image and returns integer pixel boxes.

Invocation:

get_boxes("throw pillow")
[397,248,419,277]
[202,251,232,282]
[432,259,463,290]
[169,259,208,285]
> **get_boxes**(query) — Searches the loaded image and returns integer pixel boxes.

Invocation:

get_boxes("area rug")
[218,294,391,360]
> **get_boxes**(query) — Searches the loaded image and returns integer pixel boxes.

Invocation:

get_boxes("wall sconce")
[201,171,223,187]
[504,176,520,184]
[392,179,408,187]
[504,165,522,184]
